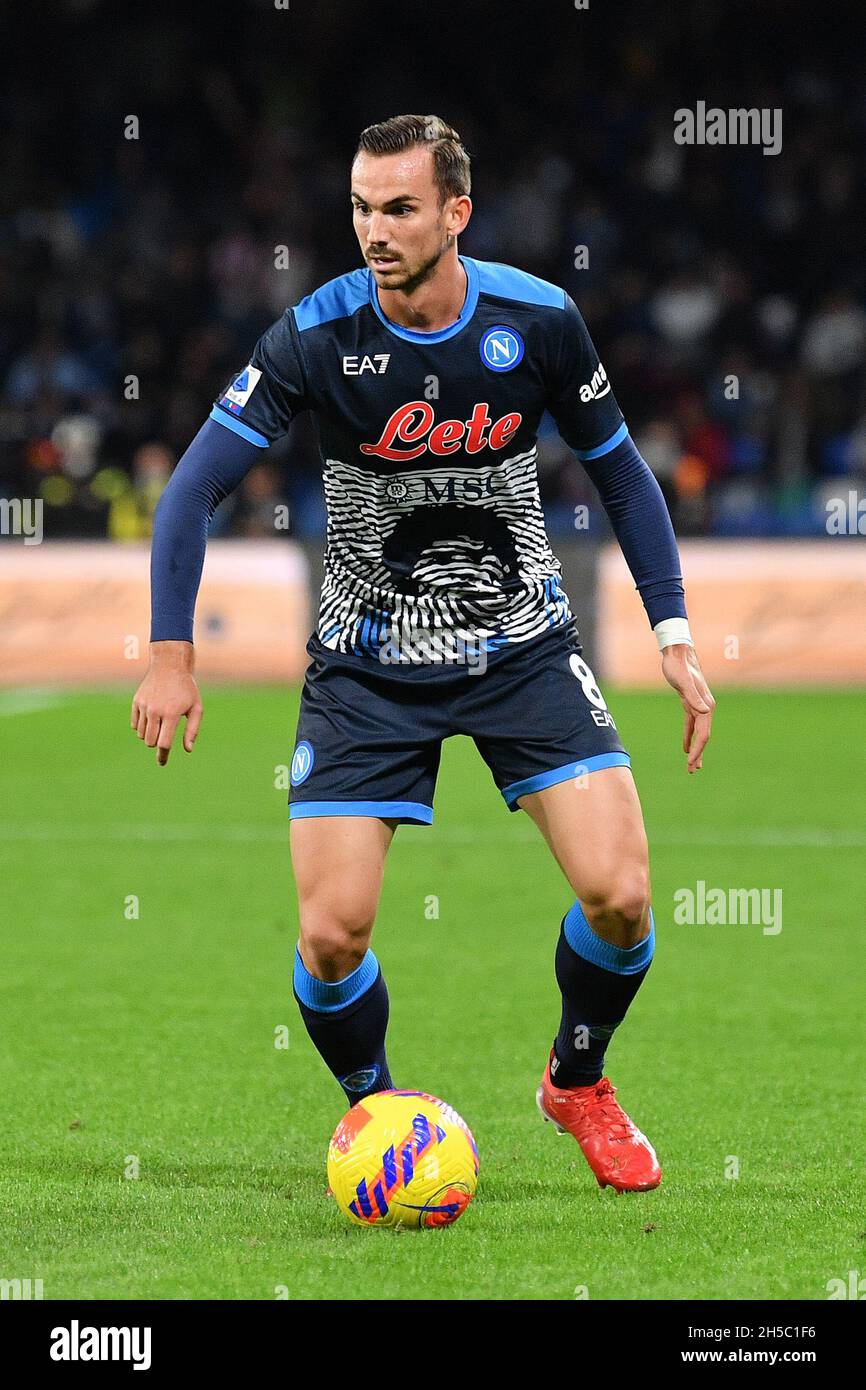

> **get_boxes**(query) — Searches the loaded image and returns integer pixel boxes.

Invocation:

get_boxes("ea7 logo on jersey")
[342,354,391,375]
[579,364,611,402]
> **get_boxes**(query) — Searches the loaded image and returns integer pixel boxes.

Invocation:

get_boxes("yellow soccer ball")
[327,1089,479,1229]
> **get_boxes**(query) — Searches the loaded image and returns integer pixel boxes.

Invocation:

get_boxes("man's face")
[351,147,470,292]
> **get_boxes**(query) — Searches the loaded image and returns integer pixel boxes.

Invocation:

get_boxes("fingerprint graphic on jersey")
[382,503,523,618]
[317,446,573,657]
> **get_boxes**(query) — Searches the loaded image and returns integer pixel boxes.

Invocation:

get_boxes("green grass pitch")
[1,685,863,1301]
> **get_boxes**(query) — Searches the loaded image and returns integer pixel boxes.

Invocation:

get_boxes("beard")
[373,233,452,294]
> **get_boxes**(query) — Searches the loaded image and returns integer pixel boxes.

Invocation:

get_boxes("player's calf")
[293,937,395,1105]
[290,821,396,1105]
[548,899,656,1091]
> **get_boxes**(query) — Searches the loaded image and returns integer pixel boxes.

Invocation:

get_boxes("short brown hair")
[354,114,471,205]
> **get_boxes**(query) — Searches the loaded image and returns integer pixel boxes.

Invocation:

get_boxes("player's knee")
[583,869,651,948]
[298,899,375,979]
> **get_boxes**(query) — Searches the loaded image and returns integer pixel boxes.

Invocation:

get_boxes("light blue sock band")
[293,946,380,1013]
[563,901,655,975]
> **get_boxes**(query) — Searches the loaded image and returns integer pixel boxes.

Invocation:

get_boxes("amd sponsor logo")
[342,353,391,375]
[579,364,610,403]
[50,1320,152,1371]
[361,400,522,461]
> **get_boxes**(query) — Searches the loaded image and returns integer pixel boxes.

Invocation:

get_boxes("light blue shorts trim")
[501,752,632,810]
[289,799,433,825]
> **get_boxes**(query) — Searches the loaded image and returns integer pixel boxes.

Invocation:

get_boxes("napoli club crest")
[291,741,315,786]
[480,326,524,372]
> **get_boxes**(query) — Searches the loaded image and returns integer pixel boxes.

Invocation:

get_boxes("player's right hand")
[131,642,203,765]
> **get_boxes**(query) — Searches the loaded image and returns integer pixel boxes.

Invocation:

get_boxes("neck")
[375,248,467,332]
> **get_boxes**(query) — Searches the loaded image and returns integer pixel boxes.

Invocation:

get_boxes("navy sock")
[293,947,394,1104]
[551,901,655,1088]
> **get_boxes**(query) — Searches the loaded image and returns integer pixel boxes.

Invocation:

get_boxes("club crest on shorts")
[291,740,314,785]
[480,326,524,372]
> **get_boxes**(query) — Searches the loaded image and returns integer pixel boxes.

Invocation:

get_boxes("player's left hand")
[661,643,715,773]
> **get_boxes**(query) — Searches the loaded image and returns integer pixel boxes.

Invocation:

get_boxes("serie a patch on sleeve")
[219,364,262,415]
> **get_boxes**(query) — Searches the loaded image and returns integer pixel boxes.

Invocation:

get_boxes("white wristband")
[654,618,693,651]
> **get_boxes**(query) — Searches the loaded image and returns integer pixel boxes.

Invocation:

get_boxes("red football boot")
[536,1053,661,1192]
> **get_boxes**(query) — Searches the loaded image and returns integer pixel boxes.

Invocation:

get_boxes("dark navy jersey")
[210,256,627,666]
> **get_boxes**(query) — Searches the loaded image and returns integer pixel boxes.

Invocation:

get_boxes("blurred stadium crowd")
[2,0,864,544]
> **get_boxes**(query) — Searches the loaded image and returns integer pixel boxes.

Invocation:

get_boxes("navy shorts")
[288,620,630,825]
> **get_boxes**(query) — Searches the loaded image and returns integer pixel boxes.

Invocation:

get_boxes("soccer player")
[133,114,715,1193]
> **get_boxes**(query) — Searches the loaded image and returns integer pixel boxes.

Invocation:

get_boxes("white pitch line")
[0,824,864,848]
[0,692,69,717]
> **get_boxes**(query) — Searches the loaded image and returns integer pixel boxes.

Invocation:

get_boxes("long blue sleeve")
[150,417,265,642]
[581,433,687,628]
